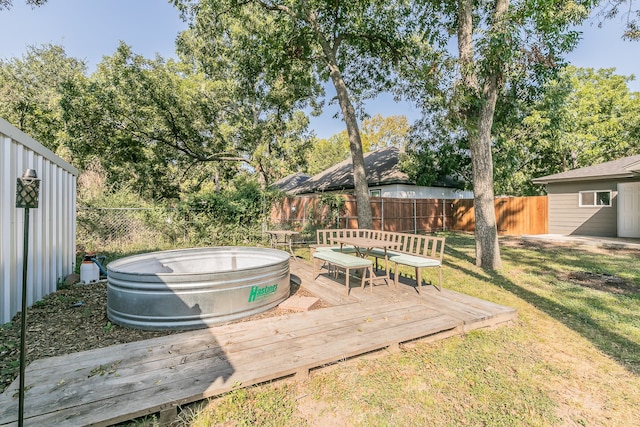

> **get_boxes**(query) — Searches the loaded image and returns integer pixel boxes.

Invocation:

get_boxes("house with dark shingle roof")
[277,146,472,199]
[271,172,311,192]
[532,154,640,238]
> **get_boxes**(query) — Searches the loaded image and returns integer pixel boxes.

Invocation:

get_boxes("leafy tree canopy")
[173,0,425,228]
[596,0,640,40]
[0,44,86,157]
[306,133,349,176]
[361,114,409,151]
[494,65,640,195]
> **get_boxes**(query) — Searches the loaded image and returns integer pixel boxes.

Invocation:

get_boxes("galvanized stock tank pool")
[106,247,290,330]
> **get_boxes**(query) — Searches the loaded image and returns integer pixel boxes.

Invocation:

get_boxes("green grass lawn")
[127,232,640,427]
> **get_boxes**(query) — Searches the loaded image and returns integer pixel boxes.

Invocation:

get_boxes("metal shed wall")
[0,118,78,325]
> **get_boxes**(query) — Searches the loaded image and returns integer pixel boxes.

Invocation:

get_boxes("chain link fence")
[76,207,181,251]
[76,206,268,253]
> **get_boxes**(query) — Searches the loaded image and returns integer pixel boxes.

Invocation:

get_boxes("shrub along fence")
[270,195,548,236]
[76,205,267,253]
[76,195,547,258]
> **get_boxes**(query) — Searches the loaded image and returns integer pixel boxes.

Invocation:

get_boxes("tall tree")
[494,66,640,195]
[455,0,510,269]
[360,114,410,151]
[0,44,86,155]
[175,3,320,189]
[62,43,244,199]
[61,39,317,198]
[174,0,417,228]
[405,0,590,268]
[456,0,590,268]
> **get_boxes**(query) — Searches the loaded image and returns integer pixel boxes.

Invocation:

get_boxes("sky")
[0,0,638,139]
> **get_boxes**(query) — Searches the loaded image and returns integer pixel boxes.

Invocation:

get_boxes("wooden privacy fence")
[270,195,449,234]
[270,195,548,236]
[451,196,548,235]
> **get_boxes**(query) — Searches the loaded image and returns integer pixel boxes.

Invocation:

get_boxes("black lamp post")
[15,169,40,427]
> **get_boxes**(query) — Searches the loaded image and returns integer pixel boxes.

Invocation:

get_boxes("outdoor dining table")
[266,230,300,258]
[330,236,396,285]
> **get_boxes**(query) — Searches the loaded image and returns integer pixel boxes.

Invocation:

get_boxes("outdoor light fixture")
[15,168,40,427]
[16,169,41,208]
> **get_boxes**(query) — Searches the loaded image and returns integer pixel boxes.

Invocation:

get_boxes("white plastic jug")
[80,258,100,284]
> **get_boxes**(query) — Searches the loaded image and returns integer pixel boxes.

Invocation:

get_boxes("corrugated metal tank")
[107,247,290,330]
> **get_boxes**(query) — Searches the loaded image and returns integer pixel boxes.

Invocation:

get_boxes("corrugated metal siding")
[547,181,618,236]
[0,118,78,325]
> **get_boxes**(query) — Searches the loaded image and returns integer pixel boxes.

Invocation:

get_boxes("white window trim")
[578,190,612,207]
[369,189,382,197]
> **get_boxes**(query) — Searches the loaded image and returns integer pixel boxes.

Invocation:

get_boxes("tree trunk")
[457,0,477,90]
[457,0,506,269]
[260,4,373,229]
[471,76,502,269]
[330,71,373,229]
[314,33,373,229]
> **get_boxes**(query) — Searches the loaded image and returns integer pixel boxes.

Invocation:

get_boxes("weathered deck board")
[8,299,420,386]
[0,302,461,426]
[0,258,516,427]
[297,260,516,329]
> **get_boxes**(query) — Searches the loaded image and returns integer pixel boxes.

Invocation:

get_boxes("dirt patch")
[501,237,638,295]
[564,271,637,295]
[0,280,327,394]
[501,236,640,257]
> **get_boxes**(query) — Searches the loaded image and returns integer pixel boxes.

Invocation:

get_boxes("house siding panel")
[547,181,618,236]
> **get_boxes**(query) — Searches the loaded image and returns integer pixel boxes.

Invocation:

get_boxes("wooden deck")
[0,259,516,426]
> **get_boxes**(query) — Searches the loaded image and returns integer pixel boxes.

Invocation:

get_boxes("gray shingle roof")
[532,154,640,184]
[290,146,412,195]
[270,172,311,192]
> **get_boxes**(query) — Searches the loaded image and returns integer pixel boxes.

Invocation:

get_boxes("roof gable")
[532,154,640,184]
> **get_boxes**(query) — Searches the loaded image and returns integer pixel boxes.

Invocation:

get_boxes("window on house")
[579,190,612,207]
[369,189,381,197]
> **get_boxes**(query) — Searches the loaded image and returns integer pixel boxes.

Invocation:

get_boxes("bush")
[76,173,282,255]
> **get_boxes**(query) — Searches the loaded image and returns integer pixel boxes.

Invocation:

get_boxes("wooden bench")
[387,233,444,294]
[309,228,366,256]
[312,229,445,294]
[312,250,374,295]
